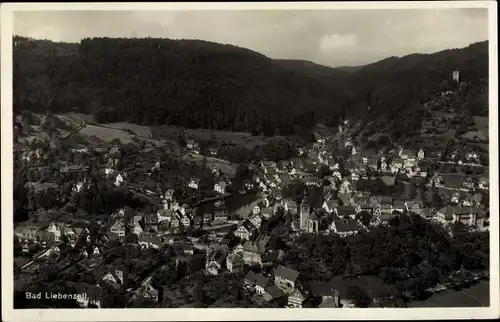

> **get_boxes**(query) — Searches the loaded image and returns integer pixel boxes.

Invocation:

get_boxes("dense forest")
[13,36,488,138]
[13,36,350,136]
[278,42,489,142]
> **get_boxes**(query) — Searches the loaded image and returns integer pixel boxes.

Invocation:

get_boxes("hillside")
[13,36,488,141]
[13,36,350,136]
[274,59,360,87]
[281,42,489,145]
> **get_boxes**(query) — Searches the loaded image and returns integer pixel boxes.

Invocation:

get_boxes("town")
[13,81,490,308]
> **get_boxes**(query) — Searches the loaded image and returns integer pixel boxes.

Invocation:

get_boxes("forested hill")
[274,59,361,87]
[13,36,351,136]
[281,41,488,143]
[343,41,489,143]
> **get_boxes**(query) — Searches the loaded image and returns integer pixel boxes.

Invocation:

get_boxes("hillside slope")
[274,59,360,87]
[13,36,350,136]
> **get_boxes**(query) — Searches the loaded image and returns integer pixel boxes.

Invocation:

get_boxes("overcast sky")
[14,9,489,67]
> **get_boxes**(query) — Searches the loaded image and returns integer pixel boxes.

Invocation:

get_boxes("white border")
[1,2,498,321]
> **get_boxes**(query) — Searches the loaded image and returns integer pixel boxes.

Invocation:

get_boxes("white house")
[214,181,227,194]
[46,222,62,242]
[188,178,200,190]
[114,174,124,187]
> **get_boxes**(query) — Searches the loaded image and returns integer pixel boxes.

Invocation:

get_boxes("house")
[252,205,261,215]
[14,226,39,242]
[46,222,63,242]
[144,214,159,230]
[306,212,321,234]
[322,199,339,214]
[242,235,270,267]
[226,253,244,273]
[214,181,227,194]
[249,213,263,229]
[274,265,300,295]
[157,209,173,223]
[170,213,181,229]
[287,286,310,308]
[336,206,356,219]
[379,196,394,213]
[405,200,423,214]
[255,275,272,295]
[234,220,256,240]
[138,233,162,249]
[187,178,200,190]
[213,210,228,223]
[477,176,489,190]
[358,149,376,164]
[205,248,228,275]
[102,269,124,285]
[436,206,485,227]
[417,149,425,160]
[393,200,406,213]
[378,213,398,226]
[420,208,437,221]
[262,285,285,304]
[203,213,213,225]
[71,283,103,308]
[331,219,360,238]
[164,189,175,201]
[186,140,197,149]
[114,173,124,187]
[283,199,298,214]
[391,158,404,173]
[131,222,143,235]
[261,207,273,219]
[179,213,191,227]
[109,221,125,238]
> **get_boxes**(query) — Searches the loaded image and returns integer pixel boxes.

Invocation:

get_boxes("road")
[20,247,56,271]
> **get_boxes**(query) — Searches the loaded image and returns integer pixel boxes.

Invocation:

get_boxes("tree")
[346,285,372,308]
[356,211,371,226]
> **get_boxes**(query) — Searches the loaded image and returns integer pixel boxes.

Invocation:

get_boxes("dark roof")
[337,206,356,215]
[439,173,467,189]
[393,200,406,208]
[275,265,300,282]
[308,212,321,221]
[334,219,359,232]
[264,285,284,300]
[380,176,396,186]
[255,274,271,288]
[325,199,339,208]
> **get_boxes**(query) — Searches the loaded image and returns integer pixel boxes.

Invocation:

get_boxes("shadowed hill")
[13,36,350,136]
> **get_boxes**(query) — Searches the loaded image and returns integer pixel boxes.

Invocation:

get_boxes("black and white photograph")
[1,2,498,321]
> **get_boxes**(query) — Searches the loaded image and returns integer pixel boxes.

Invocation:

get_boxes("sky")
[13,8,489,67]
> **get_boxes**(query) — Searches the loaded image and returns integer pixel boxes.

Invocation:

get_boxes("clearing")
[473,116,489,139]
[153,125,283,149]
[104,122,152,138]
[182,153,237,177]
[79,124,136,144]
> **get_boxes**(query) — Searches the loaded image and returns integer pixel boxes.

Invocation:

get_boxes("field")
[408,281,490,307]
[473,116,489,139]
[79,124,136,144]
[153,124,282,149]
[182,153,237,176]
[104,122,152,138]
[461,130,488,141]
